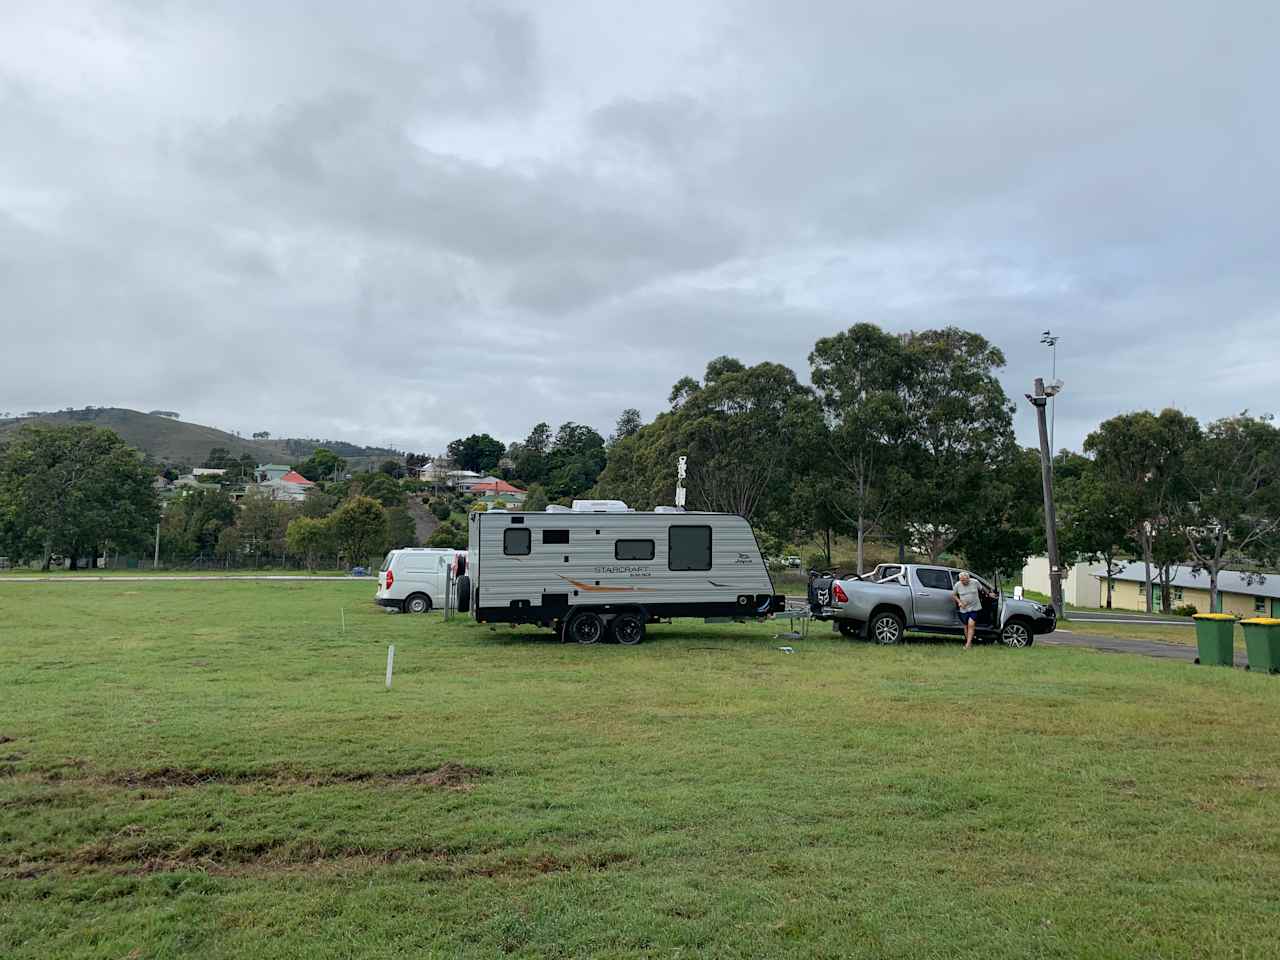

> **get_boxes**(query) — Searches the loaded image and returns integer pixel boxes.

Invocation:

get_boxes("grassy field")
[2,582,1278,958]
[0,568,354,578]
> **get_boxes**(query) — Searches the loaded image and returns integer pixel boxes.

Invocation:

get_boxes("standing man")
[953,571,987,650]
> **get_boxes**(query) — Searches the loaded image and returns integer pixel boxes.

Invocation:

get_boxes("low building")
[257,469,316,503]
[1021,557,1102,607]
[1095,566,1280,617]
[192,467,227,478]
[470,479,525,499]
[417,460,449,482]
[450,471,489,492]
[256,464,292,483]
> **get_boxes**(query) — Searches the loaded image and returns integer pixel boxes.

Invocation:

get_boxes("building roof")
[471,479,525,495]
[1096,565,1280,599]
[278,470,314,485]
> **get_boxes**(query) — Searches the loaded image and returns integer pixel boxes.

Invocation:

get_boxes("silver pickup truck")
[811,563,1056,647]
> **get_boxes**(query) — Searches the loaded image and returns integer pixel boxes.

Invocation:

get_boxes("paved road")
[1065,610,1192,627]
[1042,627,1244,665]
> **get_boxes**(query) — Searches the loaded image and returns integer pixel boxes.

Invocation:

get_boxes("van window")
[503,528,531,556]
[915,568,953,590]
[542,529,570,544]
[668,526,712,571]
[380,552,393,572]
[615,539,655,561]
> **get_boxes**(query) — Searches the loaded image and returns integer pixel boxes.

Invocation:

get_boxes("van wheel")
[404,593,431,615]
[612,612,645,645]
[868,611,904,645]
[1001,619,1034,648]
[567,611,605,645]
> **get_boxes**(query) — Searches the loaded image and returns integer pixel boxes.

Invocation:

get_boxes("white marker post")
[385,644,395,689]
[341,607,346,633]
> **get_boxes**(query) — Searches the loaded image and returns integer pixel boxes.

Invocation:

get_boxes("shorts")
[959,610,980,624]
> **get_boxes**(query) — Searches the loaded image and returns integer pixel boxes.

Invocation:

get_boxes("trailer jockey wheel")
[567,610,605,645]
[611,612,645,645]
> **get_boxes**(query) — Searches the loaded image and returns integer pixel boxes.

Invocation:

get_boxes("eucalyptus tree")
[1178,413,1280,612]
[809,323,914,573]
[1084,409,1201,612]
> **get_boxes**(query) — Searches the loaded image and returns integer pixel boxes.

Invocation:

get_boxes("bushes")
[428,520,466,549]
[1172,603,1199,617]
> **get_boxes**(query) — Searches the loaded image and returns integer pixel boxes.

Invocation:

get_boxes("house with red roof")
[471,478,527,507]
[258,469,316,502]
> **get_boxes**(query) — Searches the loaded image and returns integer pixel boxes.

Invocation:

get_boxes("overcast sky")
[2,1,1277,454]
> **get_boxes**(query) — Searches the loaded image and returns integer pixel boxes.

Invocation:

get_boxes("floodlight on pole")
[1040,330,1061,455]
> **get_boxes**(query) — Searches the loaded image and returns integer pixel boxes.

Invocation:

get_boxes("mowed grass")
[1,583,1278,959]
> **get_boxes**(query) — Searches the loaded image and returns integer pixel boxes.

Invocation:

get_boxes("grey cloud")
[2,1,1278,454]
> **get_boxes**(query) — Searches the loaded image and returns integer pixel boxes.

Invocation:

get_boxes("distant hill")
[0,408,401,469]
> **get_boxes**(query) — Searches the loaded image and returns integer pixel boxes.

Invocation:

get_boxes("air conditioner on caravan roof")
[571,499,631,512]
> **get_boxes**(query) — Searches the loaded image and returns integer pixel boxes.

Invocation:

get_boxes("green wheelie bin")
[1240,618,1280,674]
[1192,613,1236,666]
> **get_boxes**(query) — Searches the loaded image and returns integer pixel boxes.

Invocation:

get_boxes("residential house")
[448,470,487,492]
[1094,566,1280,617]
[192,467,227,478]
[256,464,292,483]
[471,479,526,506]
[417,460,449,482]
[258,470,316,503]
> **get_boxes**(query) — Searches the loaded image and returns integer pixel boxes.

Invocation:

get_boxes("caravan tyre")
[611,612,645,645]
[455,575,471,614]
[567,611,605,645]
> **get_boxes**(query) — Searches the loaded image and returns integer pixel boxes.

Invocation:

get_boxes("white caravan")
[375,547,461,613]
[456,501,784,643]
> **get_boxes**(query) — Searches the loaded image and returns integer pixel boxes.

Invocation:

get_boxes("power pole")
[1027,377,1063,619]
[154,520,161,569]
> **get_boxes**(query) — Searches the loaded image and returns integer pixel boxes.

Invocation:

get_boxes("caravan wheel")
[567,611,605,645]
[611,612,645,645]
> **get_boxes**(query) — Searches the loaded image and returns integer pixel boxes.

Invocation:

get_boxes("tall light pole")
[1027,377,1064,619]
[1040,330,1061,456]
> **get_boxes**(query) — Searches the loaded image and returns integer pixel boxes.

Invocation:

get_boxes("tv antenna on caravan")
[675,456,687,510]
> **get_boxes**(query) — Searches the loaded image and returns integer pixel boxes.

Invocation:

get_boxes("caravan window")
[542,529,570,544]
[503,528,531,556]
[615,539,655,561]
[668,526,712,571]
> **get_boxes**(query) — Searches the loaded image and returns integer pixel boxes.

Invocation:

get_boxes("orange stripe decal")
[558,576,658,593]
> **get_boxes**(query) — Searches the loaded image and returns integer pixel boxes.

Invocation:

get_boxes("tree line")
[3,323,1277,598]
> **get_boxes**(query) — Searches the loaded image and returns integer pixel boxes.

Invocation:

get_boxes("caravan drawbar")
[456,501,785,644]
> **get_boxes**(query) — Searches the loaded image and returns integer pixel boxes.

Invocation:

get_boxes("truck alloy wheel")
[870,612,903,645]
[568,612,605,645]
[1001,621,1032,648]
[611,612,645,645]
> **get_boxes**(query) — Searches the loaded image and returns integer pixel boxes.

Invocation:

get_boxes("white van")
[375,548,460,613]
